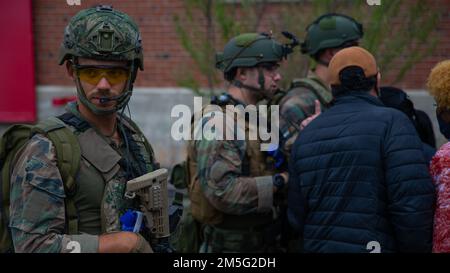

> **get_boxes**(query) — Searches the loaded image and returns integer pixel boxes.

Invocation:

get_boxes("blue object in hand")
[120,209,144,232]
[266,144,285,169]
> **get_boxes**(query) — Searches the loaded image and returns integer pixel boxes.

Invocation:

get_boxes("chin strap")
[316,59,330,67]
[231,67,271,99]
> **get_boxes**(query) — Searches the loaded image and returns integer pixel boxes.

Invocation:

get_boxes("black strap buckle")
[96,5,113,12]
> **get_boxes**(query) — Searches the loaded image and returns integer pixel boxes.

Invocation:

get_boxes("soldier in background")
[186,33,296,252]
[261,14,364,252]
[274,13,364,154]
[7,5,159,253]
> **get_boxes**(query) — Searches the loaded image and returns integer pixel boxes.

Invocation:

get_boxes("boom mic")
[97,95,122,104]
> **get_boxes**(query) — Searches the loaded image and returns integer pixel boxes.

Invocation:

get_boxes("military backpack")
[0,117,81,253]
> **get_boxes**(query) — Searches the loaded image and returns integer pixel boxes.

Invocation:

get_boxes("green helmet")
[216,33,294,73]
[215,32,298,97]
[58,5,143,115]
[58,5,143,69]
[301,13,363,57]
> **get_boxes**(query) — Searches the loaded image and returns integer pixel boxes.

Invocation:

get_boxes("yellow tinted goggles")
[76,65,129,85]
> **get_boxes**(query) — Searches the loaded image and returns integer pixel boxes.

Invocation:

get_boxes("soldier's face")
[259,62,282,97]
[67,58,129,110]
[240,62,282,99]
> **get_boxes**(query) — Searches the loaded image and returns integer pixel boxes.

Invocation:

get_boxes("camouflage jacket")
[9,103,155,253]
[276,72,332,156]
[188,102,275,220]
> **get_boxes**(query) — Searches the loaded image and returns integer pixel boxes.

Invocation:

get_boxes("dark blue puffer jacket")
[287,92,435,253]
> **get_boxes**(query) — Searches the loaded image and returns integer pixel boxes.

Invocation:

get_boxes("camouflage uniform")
[5,5,157,253]
[185,32,296,253]
[276,71,331,155]
[187,102,276,253]
[9,103,156,253]
[276,13,364,156]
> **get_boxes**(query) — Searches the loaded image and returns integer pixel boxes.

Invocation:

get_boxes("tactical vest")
[289,76,332,107]
[56,103,156,235]
[273,76,332,151]
[187,99,274,229]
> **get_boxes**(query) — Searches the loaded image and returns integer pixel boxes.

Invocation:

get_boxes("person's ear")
[66,61,74,80]
[236,67,247,81]
[322,48,339,63]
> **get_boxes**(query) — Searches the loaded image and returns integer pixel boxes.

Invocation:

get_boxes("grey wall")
[0,86,196,168]
[0,86,445,168]
[408,90,446,148]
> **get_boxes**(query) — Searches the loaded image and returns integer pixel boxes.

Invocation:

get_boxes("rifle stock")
[125,168,170,241]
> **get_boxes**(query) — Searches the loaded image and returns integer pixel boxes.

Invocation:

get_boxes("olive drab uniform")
[273,72,331,156]
[8,102,157,252]
[186,98,278,253]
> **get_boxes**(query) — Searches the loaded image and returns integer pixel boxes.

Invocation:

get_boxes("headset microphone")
[97,94,122,104]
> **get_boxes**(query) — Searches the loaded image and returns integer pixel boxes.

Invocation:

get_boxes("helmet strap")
[232,79,260,93]
[316,59,330,67]
[231,67,270,99]
[257,67,273,99]
[257,67,266,93]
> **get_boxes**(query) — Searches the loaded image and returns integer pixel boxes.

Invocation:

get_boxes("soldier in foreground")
[5,5,164,253]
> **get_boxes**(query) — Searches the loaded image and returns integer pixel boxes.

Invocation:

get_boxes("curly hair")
[427,60,450,109]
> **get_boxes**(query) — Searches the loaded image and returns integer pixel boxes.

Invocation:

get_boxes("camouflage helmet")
[216,33,291,73]
[58,5,143,115]
[58,5,143,70]
[301,13,363,57]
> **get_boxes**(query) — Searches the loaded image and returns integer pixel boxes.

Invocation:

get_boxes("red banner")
[0,0,36,123]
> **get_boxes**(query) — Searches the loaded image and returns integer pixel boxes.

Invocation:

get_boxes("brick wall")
[386,0,450,90]
[33,0,450,89]
[33,0,190,87]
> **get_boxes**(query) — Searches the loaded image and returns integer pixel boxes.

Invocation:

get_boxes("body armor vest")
[187,97,275,229]
[58,103,156,234]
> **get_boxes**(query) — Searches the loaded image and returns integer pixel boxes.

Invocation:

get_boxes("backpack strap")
[290,77,332,106]
[57,112,91,133]
[32,117,81,235]
[268,90,287,106]
[119,115,158,171]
